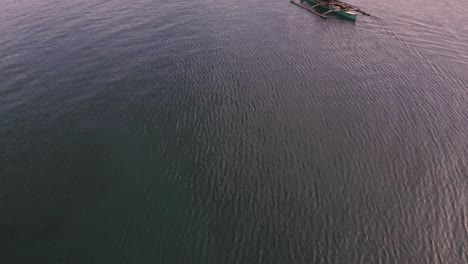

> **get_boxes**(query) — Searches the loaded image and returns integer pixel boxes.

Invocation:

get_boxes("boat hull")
[335,9,357,21]
[306,0,358,21]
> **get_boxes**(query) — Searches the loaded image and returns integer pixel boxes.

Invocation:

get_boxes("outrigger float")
[290,0,370,21]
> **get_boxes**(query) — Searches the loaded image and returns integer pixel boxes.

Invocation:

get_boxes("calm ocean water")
[1,0,467,263]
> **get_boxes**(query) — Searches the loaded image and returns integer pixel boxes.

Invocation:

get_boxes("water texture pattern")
[0,0,467,263]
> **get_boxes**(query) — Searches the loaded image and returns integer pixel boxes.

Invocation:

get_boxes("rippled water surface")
[1,0,467,263]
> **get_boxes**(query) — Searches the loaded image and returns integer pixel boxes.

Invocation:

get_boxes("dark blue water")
[1,0,467,263]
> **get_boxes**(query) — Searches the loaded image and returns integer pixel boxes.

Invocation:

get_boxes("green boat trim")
[290,0,369,21]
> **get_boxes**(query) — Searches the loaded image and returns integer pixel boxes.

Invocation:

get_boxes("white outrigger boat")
[290,0,370,21]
